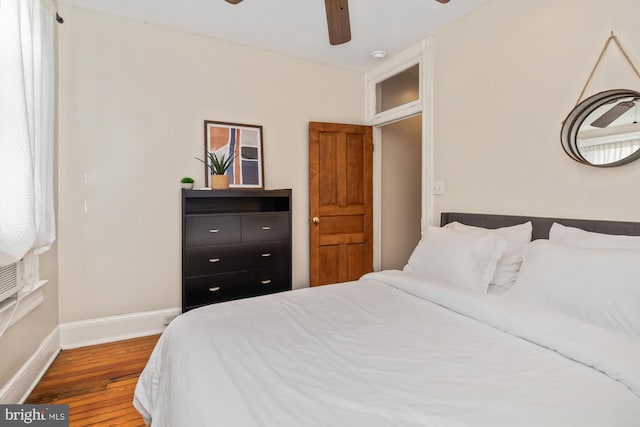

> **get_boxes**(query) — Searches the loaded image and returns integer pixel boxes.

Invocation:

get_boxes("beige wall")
[57,6,364,322]
[432,0,640,222]
[381,115,422,270]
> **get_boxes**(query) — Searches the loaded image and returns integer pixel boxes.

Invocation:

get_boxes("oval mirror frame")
[561,89,640,167]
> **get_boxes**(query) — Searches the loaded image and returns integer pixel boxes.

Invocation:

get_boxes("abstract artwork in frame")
[203,121,264,189]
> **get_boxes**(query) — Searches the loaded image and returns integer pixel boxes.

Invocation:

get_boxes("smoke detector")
[371,50,386,60]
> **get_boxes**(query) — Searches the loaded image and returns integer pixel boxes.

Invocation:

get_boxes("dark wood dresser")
[181,189,292,312]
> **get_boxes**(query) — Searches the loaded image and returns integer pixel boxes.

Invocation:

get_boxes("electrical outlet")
[433,181,445,195]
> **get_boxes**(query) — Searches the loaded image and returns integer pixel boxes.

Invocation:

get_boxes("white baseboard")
[0,308,180,403]
[0,327,60,404]
[59,307,180,349]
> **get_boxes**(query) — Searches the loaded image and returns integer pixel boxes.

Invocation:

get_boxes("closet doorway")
[379,115,422,270]
[366,40,433,272]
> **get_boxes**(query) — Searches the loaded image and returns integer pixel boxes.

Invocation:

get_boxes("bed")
[134,213,640,426]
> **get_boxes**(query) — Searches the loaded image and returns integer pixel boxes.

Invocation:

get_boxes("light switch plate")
[433,181,445,195]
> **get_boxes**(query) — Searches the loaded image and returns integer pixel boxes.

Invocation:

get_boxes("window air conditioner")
[0,262,24,304]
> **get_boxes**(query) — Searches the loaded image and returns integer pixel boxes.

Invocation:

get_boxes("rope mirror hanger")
[561,32,640,167]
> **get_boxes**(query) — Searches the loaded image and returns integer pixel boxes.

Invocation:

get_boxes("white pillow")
[509,239,640,339]
[403,226,508,292]
[550,223,640,249]
[446,221,532,290]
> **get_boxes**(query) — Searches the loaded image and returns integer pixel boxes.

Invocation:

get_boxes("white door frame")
[364,38,434,271]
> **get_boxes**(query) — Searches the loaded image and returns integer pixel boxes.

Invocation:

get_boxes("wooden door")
[309,122,373,286]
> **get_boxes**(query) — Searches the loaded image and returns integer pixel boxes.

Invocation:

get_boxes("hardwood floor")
[26,335,160,427]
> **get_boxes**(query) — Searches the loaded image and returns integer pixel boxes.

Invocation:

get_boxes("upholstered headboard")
[440,212,640,240]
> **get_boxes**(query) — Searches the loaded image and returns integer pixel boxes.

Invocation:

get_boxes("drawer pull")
[261,253,272,257]
[261,226,271,230]
[208,287,221,292]
[209,258,221,263]
[261,279,272,285]
[209,229,220,233]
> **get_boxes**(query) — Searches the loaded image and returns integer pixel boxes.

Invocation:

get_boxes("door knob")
[312,217,320,224]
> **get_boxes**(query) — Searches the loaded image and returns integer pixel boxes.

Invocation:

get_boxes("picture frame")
[203,120,264,189]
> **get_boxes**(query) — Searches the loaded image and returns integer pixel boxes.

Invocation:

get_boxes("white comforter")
[134,271,640,426]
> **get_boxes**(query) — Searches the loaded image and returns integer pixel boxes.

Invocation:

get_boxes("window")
[0,0,56,298]
[375,64,420,114]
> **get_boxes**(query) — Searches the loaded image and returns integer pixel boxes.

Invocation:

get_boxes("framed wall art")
[203,120,264,189]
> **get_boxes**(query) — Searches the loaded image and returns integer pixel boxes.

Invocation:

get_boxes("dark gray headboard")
[440,212,640,240]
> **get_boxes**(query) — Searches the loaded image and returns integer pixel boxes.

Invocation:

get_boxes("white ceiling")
[59,0,492,70]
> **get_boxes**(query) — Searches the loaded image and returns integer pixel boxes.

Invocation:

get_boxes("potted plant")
[180,177,195,190]
[195,150,236,190]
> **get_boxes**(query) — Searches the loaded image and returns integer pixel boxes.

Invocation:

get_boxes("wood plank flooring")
[26,334,160,427]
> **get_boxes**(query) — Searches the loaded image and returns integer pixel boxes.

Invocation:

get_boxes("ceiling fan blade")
[225,0,243,4]
[590,101,635,128]
[325,0,351,46]
[435,0,451,3]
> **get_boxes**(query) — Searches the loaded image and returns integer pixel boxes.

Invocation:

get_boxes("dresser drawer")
[183,269,289,310]
[185,215,241,246]
[242,214,289,242]
[184,241,290,277]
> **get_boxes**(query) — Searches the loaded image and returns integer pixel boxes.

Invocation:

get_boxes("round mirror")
[561,89,640,167]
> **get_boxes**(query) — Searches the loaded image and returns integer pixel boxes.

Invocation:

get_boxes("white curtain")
[579,139,640,165]
[0,0,56,276]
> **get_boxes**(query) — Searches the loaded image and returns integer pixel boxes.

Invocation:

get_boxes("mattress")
[134,271,640,426]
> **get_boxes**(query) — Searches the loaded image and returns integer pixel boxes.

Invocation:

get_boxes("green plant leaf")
[204,149,237,175]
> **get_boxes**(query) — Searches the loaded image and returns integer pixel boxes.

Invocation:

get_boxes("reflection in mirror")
[561,89,640,167]
[577,96,640,165]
